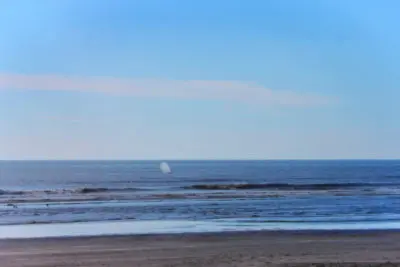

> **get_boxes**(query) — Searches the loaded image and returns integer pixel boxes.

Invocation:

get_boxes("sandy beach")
[1,230,400,267]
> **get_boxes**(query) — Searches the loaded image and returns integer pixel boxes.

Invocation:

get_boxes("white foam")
[1,220,400,239]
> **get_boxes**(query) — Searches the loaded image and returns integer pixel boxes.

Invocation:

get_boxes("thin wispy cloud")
[0,73,334,106]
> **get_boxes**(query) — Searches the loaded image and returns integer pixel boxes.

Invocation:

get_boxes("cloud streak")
[0,73,333,106]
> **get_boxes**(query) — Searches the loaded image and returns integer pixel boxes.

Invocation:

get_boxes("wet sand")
[1,230,400,267]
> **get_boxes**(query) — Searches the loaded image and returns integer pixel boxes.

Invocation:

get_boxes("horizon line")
[1,159,399,161]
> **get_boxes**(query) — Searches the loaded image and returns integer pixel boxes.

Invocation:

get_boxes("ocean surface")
[1,160,400,234]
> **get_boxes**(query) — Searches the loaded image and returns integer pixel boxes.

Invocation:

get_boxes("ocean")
[1,160,400,236]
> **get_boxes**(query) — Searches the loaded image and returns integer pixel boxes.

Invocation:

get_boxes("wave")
[0,187,145,196]
[74,188,110,193]
[0,189,25,195]
[183,182,399,191]
[385,175,400,179]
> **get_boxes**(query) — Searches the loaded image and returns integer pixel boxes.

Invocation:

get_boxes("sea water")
[1,160,400,237]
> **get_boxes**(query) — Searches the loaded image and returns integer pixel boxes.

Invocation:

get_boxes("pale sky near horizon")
[1,0,399,160]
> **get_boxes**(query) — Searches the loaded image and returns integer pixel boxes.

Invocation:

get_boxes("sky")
[0,0,399,160]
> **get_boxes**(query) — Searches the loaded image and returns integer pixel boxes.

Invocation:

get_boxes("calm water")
[1,160,400,228]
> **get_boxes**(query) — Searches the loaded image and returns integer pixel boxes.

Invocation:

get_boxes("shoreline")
[3,228,400,240]
[2,219,400,239]
[2,230,400,266]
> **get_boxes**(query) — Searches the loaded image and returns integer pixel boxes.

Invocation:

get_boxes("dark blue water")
[1,160,400,227]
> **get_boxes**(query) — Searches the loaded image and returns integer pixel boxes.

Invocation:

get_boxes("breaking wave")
[183,182,399,191]
[0,187,145,196]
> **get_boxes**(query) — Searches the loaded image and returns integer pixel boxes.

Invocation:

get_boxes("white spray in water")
[160,162,172,174]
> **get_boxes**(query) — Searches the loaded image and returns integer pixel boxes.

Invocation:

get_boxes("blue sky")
[0,0,399,159]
